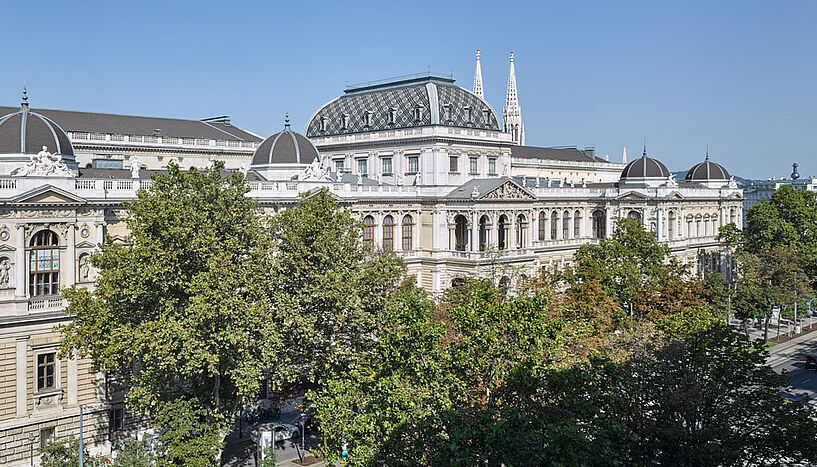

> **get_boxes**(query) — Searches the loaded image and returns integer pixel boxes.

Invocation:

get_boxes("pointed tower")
[503,51,524,145]
[473,50,484,99]
[622,147,627,164]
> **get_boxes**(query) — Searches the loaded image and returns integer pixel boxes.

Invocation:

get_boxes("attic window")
[482,109,490,123]
[341,114,349,130]
[319,116,327,132]
[363,111,373,127]
[413,105,423,122]
[444,104,453,121]
[465,106,473,123]
[388,108,396,124]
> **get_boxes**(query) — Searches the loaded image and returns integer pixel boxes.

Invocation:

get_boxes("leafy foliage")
[40,437,106,467]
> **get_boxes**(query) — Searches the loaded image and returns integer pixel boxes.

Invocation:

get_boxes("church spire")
[503,51,524,145]
[473,49,484,99]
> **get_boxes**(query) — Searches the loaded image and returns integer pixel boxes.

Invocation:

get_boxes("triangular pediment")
[75,241,97,249]
[0,244,15,252]
[480,180,537,200]
[9,185,86,205]
[730,192,743,200]
[616,191,649,201]
[664,191,685,200]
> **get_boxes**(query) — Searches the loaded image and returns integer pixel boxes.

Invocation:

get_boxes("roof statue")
[622,146,627,164]
[503,51,524,145]
[473,50,484,99]
[130,156,141,178]
[13,146,72,177]
[300,157,332,182]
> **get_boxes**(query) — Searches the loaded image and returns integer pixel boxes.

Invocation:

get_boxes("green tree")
[112,438,157,467]
[58,162,280,465]
[40,437,106,467]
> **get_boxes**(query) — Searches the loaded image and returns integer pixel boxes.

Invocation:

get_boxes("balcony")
[28,296,66,312]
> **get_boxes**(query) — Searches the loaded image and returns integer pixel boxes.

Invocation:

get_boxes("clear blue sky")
[3,0,815,179]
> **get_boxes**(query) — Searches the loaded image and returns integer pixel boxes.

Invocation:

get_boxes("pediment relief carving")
[481,181,536,200]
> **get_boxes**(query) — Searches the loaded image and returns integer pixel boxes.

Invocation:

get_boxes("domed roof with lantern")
[619,147,671,180]
[251,115,319,167]
[685,151,730,181]
[0,90,75,160]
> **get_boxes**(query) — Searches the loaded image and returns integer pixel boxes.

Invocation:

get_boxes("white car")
[251,423,300,444]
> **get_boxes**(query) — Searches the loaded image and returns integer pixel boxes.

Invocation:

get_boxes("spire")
[284,113,291,130]
[705,144,709,161]
[503,51,523,145]
[642,138,647,158]
[473,49,484,99]
[622,146,627,164]
[21,86,28,110]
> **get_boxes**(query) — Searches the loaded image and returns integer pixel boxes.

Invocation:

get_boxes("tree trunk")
[763,316,769,342]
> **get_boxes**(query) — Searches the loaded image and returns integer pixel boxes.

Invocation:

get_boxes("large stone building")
[0,52,743,464]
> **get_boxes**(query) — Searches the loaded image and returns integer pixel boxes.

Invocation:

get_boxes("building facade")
[0,53,743,464]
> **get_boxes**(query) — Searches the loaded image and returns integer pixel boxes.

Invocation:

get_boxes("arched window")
[696,216,702,237]
[401,215,414,251]
[516,214,526,248]
[551,210,559,240]
[729,208,736,224]
[687,216,694,238]
[498,215,508,250]
[562,211,570,239]
[592,210,606,239]
[454,215,468,251]
[30,230,60,296]
[538,212,546,241]
[627,210,642,220]
[668,211,676,239]
[363,216,375,250]
[479,215,489,251]
[574,210,581,238]
[382,215,395,251]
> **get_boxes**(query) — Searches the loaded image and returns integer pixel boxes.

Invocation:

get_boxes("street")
[767,331,817,404]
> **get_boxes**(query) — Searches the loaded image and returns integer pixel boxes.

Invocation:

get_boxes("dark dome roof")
[0,98,74,158]
[620,153,670,179]
[685,158,730,181]
[306,75,500,137]
[251,120,319,166]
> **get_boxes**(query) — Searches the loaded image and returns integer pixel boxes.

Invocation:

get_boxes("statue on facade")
[79,255,90,281]
[130,157,141,178]
[13,146,72,177]
[0,258,9,286]
[238,162,249,176]
[395,172,404,185]
[300,157,331,181]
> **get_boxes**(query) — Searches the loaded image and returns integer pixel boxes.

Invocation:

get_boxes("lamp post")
[299,413,305,464]
[79,405,84,467]
[28,433,35,466]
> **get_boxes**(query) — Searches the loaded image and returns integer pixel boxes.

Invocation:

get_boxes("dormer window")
[341,114,349,130]
[465,106,473,123]
[444,104,453,121]
[319,116,327,132]
[388,108,396,124]
[363,111,373,127]
[413,105,424,122]
[482,109,490,123]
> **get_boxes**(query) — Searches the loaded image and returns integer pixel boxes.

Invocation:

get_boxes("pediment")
[480,180,537,200]
[616,191,649,201]
[730,192,743,200]
[0,244,15,252]
[75,241,97,249]
[664,191,685,200]
[9,185,86,205]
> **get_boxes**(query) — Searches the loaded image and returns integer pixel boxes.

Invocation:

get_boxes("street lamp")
[299,413,306,464]
[28,433,35,466]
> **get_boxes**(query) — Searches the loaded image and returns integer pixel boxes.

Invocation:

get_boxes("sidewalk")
[731,315,817,353]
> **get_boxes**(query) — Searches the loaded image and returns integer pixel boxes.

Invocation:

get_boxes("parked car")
[805,354,817,370]
[251,423,300,444]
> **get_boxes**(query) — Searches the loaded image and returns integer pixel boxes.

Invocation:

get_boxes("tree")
[744,184,817,278]
[112,438,158,467]
[40,438,106,467]
[58,162,280,465]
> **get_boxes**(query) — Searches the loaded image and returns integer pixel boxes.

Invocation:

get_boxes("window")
[444,104,453,121]
[592,210,606,239]
[111,407,125,432]
[381,158,392,175]
[335,159,344,173]
[388,108,396,124]
[319,116,327,132]
[551,210,559,240]
[383,215,395,251]
[363,111,372,127]
[627,210,642,220]
[574,210,581,238]
[40,427,55,449]
[37,352,56,392]
[413,105,423,121]
[454,215,468,251]
[563,211,570,239]
[516,214,526,248]
[469,157,478,174]
[363,216,375,250]
[498,215,508,250]
[465,106,473,123]
[407,156,419,174]
[30,230,59,297]
[482,109,490,123]
[357,158,368,176]
[341,114,349,130]
[488,158,497,175]
[538,212,546,241]
[402,215,414,251]
[479,215,489,251]
[668,211,676,239]
[449,155,458,173]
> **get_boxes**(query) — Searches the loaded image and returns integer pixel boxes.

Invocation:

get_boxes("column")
[65,223,76,288]
[67,354,78,406]
[605,207,613,238]
[15,224,25,298]
[16,336,28,416]
[95,221,105,248]
[509,214,517,249]
[656,208,662,240]
[471,212,479,252]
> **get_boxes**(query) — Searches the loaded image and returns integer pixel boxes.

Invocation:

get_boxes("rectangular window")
[407,156,419,174]
[449,156,458,173]
[470,157,478,174]
[488,158,497,175]
[37,353,56,392]
[357,159,368,176]
[334,159,344,173]
[111,407,125,431]
[40,427,55,449]
[381,158,392,175]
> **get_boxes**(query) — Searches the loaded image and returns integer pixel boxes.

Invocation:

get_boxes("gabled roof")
[0,106,262,142]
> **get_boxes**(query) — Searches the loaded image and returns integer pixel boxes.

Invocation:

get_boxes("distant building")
[742,163,817,225]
